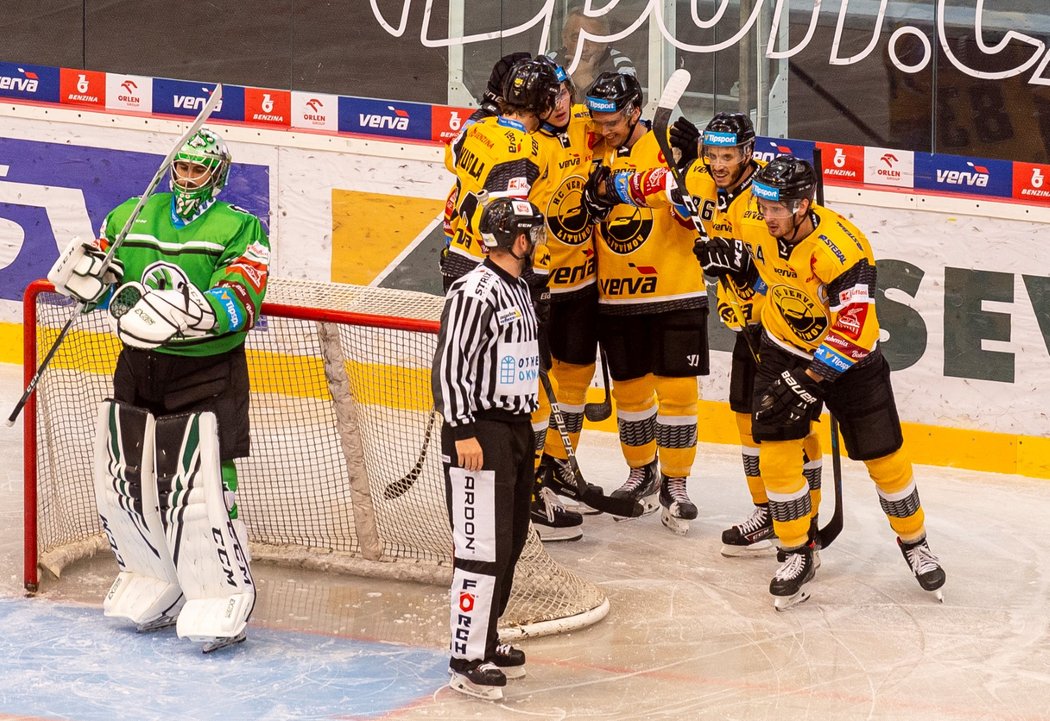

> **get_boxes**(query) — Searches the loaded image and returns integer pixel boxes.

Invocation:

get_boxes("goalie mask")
[479,197,546,260]
[170,128,232,223]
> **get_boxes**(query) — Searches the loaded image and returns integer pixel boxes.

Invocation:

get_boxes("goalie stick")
[811,147,845,550]
[540,370,643,518]
[7,84,225,426]
[583,347,612,422]
[649,69,759,364]
[382,409,438,500]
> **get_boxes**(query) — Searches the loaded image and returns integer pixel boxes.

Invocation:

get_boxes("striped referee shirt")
[432,258,540,439]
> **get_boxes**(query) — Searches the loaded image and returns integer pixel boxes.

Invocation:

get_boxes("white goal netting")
[26,277,608,638]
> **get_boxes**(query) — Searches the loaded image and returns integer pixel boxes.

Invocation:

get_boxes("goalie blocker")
[94,399,254,650]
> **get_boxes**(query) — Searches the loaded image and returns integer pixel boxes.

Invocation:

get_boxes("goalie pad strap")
[93,400,184,626]
[154,411,255,640]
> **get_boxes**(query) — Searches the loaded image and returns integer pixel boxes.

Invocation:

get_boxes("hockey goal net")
[22,277,608,638]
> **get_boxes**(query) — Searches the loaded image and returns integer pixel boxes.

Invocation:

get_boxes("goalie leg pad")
[154,411,255,642]
[93,400,184,628]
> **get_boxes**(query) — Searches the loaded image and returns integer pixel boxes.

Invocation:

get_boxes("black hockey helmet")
[752,155,817,204]
[501,59,560,117]
[585,71,643,114]
[479,197,546,251]
[703,112,756,156]
[485,51,532,99]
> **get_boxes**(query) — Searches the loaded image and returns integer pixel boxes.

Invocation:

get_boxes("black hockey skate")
[491,641,526,679]
[770,543,820,611]
[538,453,602,515]
[611,459,660,520]
[530,486,583,542]
[898,535,946,601]
[721,504,775,557]
[658,475,698,535]
[449,659,507,700]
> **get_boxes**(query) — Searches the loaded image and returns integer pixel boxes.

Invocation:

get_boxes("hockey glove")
[669,116,700,169]
[582,163,617,222]
[108,281,216,349]
[48,236,124,306]
[695,236,756,285]
[755,368,823,425]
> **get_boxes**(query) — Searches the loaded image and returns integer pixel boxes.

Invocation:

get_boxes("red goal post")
[22,277,608,638]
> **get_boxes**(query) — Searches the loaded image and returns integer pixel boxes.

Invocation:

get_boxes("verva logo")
[291,91,338,130]
[59,68,105,107]
[431,105,473,142]
[1011,161,1050,203]
[245,87,290,126]
[105,73,152,112]
[816,142,863,184]
[936,161,989,188]
[359,105,410,130]
[0,67,38,93]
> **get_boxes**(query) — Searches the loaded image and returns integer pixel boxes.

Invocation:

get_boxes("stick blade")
[656,69,692,113]
[583,400,611,423]
[580,487,644,518]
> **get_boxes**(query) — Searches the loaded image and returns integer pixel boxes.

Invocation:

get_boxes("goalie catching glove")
[695,236,757,285]
[108,281,217,349]
[755,368,823,425]
[48,237,125,306]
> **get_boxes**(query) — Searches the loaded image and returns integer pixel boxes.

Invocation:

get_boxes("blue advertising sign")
[151,78,245,122]
[914,153,1013,198]
[0,62,60,103]
[338,97,432,140]
[754,136,816,164]
[0,137,269,302]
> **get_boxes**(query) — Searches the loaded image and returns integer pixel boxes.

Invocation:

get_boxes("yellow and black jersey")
[627,158,766,329]
[531,105,601,296]
[594,130,706,314]
[741,203,881,381]
[445,115,548,274]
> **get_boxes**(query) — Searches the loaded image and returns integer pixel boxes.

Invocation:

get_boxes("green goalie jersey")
[101,193,270,357]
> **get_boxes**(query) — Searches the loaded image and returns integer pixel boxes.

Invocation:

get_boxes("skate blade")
[720,540,776,558]
[499,665,526,680]
[136,615,178,633]
[534,527,583,542]
[929,588,944,603]
[449,675,504,700]
[773,589,811,611]
[660,509,689,536]
[558,496,601,515]
[612,495,659,522]
[201,631,246,654]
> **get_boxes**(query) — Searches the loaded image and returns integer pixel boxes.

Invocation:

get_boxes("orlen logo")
[121,80,137,94]
[359,105,410,130]
[936,161,989,188]
[878,153,901,180]
[306,98,323,114]
[0,67,38,92]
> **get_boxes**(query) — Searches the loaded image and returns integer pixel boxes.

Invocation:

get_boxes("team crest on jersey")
[141,261,191,292]
[600,206,653,255]
[770,285,828,343]
[546,176,591,246]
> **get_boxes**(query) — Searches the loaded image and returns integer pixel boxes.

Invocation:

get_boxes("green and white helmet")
[170,127,232,221]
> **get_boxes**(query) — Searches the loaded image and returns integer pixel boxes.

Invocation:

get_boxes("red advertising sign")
[1011,161,1050,205]
[816,141,864,184]
[244,87,291,127]
[59,68,105,107]
[431,105,474,143]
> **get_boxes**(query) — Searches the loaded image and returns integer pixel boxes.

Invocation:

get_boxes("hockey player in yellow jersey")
[704,154,946,608]
[609,111,824,553]
[579,71,709,535]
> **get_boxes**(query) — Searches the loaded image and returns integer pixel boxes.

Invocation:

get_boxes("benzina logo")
[936,161,989,187]
[1021,167,1050,197]
[0,67,39,92]
[358,105,410,130]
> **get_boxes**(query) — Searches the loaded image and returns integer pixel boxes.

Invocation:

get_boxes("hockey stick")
[383,409,438,500]
[811,147,845,549]
[540,370,643,518]
[583,347,612,422]
[649,70,759,364]
[7,84,224,426]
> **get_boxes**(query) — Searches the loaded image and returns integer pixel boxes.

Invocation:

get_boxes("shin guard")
[154,411,255,642]
[93,400,184,629]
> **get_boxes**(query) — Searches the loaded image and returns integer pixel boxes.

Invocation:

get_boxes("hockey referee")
[432,197,547,700]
